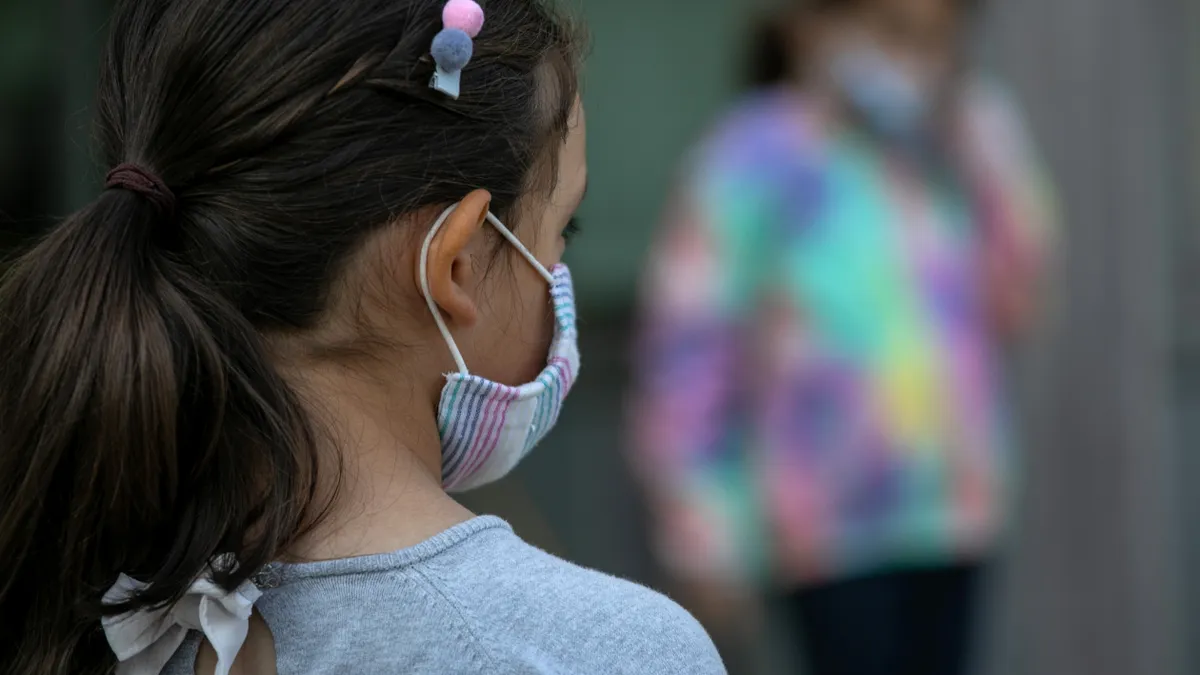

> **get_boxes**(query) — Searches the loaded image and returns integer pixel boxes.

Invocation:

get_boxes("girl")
[0,1,725,674]
[629,0,1055,673]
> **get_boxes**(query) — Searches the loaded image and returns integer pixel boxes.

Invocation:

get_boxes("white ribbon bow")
[102,573,262,675]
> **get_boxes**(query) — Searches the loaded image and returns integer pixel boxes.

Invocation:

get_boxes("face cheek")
[531,224,565,271]
[468,254,552,387]
[518,252,556,378]
[507,213,568,383]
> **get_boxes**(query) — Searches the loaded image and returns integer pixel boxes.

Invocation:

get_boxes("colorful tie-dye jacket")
[627,81,1056,588]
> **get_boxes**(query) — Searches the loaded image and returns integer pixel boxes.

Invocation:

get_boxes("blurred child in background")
[627,0,1056,673]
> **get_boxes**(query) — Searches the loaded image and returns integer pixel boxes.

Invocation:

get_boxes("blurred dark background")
[2,1,1198,674]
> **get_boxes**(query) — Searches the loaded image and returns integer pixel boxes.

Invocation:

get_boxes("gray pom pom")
[432,28,474,73]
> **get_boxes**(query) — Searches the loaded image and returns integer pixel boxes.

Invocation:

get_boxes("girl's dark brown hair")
[0,0,579,673]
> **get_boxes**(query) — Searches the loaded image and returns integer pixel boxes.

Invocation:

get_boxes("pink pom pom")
[443,0,485,38]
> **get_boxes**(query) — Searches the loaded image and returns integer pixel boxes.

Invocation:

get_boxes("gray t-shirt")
[163,517,725,674]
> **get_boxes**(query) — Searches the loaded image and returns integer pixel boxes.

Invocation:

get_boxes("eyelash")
[563,217,582,242]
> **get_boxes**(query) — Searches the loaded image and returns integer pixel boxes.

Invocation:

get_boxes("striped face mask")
[420,203,580,492]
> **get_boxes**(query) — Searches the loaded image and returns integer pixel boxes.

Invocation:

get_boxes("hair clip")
[430,0,485,99]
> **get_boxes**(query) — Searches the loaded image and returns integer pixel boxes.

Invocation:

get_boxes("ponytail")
[0,189,321,674]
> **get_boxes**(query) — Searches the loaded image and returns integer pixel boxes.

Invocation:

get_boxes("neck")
[280,359,474,562]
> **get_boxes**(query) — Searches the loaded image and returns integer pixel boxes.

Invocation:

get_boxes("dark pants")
[783,565,984,675]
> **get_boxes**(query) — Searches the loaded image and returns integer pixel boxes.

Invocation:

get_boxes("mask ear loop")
[420,205,470,375]
[419,203,557,376]
[485,213,555,285]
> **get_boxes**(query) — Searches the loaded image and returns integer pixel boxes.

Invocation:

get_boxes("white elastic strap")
[484,213,555,285]
[419,203,555,376]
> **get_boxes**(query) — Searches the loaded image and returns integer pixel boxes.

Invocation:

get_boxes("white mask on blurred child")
[829,42,935,140]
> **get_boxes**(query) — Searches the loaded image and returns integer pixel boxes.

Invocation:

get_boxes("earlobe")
[419,189,492,329]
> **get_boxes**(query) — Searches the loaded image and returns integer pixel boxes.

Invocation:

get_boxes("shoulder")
[425,526,726,675]
[165,519,726,675]
[688,87,825,186]
[705,87,821,147]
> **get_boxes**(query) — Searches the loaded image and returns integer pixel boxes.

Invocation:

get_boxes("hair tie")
[105,163,177,220]
[430,0,485,99]
[102,572,261,675]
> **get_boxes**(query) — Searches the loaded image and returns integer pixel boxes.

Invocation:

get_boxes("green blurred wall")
[568,0,771,313]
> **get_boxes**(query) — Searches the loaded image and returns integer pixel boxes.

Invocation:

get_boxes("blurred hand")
[985,251,1039,340]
